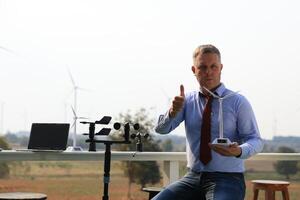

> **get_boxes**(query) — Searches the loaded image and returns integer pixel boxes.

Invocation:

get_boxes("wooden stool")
[142,187,163,200]
[0,192,47,200]
[252,180,290,200]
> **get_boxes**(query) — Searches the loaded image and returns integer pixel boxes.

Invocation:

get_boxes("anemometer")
[81,116,148,200]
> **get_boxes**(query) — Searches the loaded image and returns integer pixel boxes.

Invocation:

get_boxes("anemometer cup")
[113,122,139,130]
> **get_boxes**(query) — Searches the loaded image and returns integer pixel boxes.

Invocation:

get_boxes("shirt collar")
[214,83,226,96]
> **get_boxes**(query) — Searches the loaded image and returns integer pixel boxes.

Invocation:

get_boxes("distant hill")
[4,131,30,148]
[263,136,300,153]
[154,134,186,151]
[273,136,300,143]
[3,131,300,153]
[154,134,186,145]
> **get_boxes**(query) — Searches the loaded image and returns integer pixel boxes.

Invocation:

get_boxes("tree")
[0,136,11,178]
[4,132,19,144]
[273,146,298,180]
[111,108,161,199]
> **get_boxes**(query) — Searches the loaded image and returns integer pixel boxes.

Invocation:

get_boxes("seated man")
[154,44,263,200]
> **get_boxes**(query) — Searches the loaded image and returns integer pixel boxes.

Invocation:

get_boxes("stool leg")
[253,189,259,200]
[282,188,290,200]
[265,190,275,200]
[149,191,160,200]
[149,192,155,200]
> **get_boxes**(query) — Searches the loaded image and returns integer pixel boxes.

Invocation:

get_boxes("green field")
[0,160,299,200]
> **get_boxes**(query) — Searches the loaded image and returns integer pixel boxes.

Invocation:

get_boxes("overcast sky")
[1,0,300,139]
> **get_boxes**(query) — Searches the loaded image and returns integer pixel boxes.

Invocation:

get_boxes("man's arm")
[155,85,185,134]
[235,96,264,159]
[210,96,264,158]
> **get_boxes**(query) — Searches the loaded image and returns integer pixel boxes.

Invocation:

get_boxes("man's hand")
[209,142,242,157]
[169,85,185,118]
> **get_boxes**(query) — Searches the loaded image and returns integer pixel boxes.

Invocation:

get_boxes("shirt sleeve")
[236,96,264,159]
[154,105,185,134]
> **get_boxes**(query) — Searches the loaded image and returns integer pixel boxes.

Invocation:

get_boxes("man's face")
[192,53,223,90]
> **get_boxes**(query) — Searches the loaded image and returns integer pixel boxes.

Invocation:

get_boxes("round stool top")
[0,192,47,200]
[142,187,163,192]
[252,180,290,185]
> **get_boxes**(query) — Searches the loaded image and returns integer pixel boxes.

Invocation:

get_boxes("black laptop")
[17,123,70,152]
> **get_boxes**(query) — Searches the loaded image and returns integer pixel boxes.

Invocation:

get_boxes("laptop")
[16,123,70,152]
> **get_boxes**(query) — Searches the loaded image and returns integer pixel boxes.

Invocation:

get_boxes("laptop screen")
[28,123,70,150]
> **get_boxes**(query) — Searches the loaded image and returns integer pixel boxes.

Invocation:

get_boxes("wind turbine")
[66,68,88,151]
[203,87,239,145]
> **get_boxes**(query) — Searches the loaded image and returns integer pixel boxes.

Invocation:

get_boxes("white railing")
[1,151,300,185]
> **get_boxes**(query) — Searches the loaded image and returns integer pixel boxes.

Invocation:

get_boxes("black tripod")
[81,116,145,200]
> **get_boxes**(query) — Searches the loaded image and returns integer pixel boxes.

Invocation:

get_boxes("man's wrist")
[169,109,175,118]
[235,147,242,158]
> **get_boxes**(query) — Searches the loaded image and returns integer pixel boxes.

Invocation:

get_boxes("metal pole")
[103,143,111,200]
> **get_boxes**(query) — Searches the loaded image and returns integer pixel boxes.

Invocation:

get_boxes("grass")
[1,161,154,200]
[0,160,299,200]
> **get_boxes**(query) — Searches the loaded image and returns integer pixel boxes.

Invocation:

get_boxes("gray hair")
[193,44,221,64]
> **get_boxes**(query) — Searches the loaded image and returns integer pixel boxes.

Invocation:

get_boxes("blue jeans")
[152,171,245,200]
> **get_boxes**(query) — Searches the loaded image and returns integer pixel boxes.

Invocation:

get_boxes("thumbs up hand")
[169,85,185,118]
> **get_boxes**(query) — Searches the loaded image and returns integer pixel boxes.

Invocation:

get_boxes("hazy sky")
[1,0,300,139]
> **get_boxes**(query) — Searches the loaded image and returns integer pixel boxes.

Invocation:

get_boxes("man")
[154,44,263,200]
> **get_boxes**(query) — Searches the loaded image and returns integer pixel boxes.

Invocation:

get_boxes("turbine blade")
[71,120,76,128]
[77,117,88,119]
[71,106,77,118]
[77,86,92,92]
[67,67,76,87]
[203,87,219,98]
[0,46,18,56]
